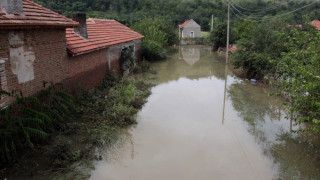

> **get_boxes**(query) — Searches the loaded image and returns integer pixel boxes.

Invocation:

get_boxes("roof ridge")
[0,0,78,27]
[24,0,76,23]
[66,19,144,56]
[178,19,191,28]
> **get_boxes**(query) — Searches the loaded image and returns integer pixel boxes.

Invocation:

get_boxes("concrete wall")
[0,28,142,103]
[180,20,201,38]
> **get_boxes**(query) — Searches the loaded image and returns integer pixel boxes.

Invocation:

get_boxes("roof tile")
[66,18,144,56]
[0,0,78,28]
[310,20,320,30]
[178,20,191,28]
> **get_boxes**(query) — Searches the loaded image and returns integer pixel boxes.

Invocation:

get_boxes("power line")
[230,0,290,12]
[230,7,259,22]
[230,3,265,18]
[230,0,320,22]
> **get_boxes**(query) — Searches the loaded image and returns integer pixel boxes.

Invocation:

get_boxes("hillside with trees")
[34,0,320,29]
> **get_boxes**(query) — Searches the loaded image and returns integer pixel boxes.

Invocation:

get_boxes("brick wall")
[0,27,143,103]
[135,41,142,60]
[65,48,109,94]
[64,40,142,95]
[0,28,69,98]
[109,48,121,74]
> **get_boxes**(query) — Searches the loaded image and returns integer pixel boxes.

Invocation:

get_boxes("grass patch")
[201,31,210,38]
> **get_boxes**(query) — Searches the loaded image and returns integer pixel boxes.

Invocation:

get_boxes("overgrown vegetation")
[0,83,75,162]
[78,73,152,129]
[207,0,319,49]
[34,0,320,31]
[120,46,136,74]
[34,0,230,30]
[208,19,234,50]
[133,18,178,61]
[1,61,154,178]
[231,22,286,79]
[271,27,320,134]
[230,17,320,133]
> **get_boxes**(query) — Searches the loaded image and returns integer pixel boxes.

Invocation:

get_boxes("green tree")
[273,27,320,133]
[209,19,235,50]
[231,24,286,79]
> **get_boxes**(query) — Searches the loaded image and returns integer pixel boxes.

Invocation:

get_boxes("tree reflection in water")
[228,82,320,179]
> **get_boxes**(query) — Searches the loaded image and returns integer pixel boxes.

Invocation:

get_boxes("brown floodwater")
[89,46,320,180]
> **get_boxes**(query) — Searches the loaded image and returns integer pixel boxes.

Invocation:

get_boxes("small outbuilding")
[178,19,201,39]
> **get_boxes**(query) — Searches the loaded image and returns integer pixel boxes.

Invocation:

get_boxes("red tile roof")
[310,20,320,30]
[230,45,237,52]
[66,18,144,56]
[178,20,190,28]
[0,0,78,28]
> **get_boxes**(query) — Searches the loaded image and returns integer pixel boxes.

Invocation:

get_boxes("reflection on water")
[178,46,200,66]
[90,45,320,180]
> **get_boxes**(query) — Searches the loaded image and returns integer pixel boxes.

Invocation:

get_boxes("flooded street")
[90,46,320,180]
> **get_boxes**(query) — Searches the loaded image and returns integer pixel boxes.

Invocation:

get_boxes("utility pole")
[211,14,214,31]
[222,0,230,124]
[226,0,230,64]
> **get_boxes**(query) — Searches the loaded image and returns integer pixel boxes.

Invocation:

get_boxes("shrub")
[272,28,320,133]
[209,20,235,50]
[133,18,177,61]
[0,83,75,162]
[141,40,167,61]
[133,18,178,46]
[231,24,286,79]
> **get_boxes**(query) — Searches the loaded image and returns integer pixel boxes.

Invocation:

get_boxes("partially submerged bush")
[141,40,166,61]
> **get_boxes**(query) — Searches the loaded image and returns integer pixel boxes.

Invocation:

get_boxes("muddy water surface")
[90,46,320,180]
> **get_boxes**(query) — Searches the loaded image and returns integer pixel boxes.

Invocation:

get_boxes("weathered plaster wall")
[9,31,36,84]
[0,28,69,98]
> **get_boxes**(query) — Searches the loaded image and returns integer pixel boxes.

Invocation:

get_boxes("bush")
[133,18,178,46]
[231,24,286,79]
[133,18,177,61]
[141,40,167,61]
[0,83,75,162]
[272,28,320,133]
[209,20,235,50]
